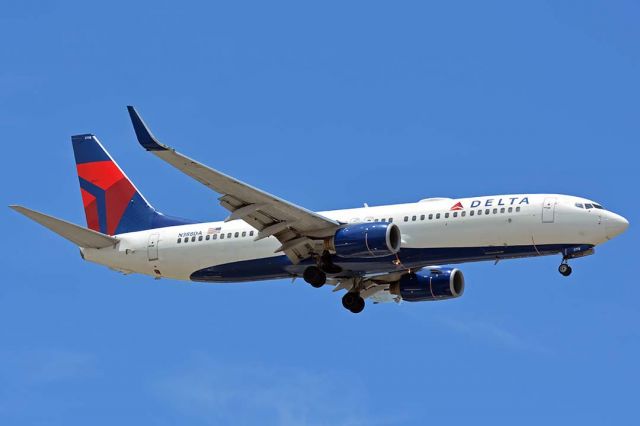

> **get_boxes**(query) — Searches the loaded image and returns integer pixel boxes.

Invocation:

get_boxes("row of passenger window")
[403,206,521,222]
[372,217,394,223]
[177,230,255,244]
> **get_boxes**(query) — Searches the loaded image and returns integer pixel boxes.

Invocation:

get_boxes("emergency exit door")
[542,197,557,223]
[147,233,159,261]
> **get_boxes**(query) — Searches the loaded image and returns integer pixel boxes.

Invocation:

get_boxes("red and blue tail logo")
[72,134,193,235]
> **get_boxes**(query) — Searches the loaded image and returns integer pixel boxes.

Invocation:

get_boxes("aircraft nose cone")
[605,213,629,239]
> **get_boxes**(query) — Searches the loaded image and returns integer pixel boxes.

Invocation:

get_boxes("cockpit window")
[584,203,594,209]
[593,204,604,209]
[575,203,584,208]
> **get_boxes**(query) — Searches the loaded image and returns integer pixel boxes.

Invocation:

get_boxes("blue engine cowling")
[389,268,465,302]
[330,222,401,258]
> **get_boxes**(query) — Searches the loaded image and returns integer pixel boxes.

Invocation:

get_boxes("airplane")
[10,106,629,313]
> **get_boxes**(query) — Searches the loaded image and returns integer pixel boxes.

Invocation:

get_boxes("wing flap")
[126,106,341,263]
[10,205,119,249]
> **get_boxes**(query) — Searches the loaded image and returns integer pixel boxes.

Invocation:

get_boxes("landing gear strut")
[558,262,572,277]
[319,251,342,274]
[303,266,326,288]
[342,292,365,314]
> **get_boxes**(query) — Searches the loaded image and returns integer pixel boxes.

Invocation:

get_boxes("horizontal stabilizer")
[10,205,119,249]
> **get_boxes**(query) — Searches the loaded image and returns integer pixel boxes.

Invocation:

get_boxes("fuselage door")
[542,197,557,223]
[147,233,159,261]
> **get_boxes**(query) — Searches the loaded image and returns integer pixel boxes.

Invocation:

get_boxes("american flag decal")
[207,227,221,234]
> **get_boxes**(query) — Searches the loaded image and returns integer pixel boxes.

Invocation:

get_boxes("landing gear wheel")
[558,263,572,277]
[342,292,365,313]
[303,266,326,288]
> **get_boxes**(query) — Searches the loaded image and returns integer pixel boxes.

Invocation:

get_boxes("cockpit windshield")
[575,202,604,210]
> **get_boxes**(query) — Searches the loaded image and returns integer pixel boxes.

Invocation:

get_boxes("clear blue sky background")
[1,1,638,425]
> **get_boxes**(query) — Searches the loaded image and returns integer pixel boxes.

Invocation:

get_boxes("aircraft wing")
[127,106,341,263]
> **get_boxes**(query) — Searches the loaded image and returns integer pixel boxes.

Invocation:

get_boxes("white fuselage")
[81,194,627,282]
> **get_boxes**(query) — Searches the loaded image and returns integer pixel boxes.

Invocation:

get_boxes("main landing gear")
[302,252,365,313]
[302,251,342,288]
[558,262,572,277]
[303,266,326,288]
[342,292,365,314]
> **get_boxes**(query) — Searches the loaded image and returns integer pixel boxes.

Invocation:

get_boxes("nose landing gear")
[558,262,572,277]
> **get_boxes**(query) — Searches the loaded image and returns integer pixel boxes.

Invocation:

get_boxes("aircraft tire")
[303,266,326,287]
[342,292,365,313]
[558,264,572,276]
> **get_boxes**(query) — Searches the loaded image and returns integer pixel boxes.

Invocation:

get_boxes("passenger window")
[205,235,210,241]
[404,216,409,222]
[420,214,425,220]
[436,213,441,219]
[191,236,196,242]
[493,208,497,214]
[575,203,584,208]
[227,233,232,238]
[412,215,416,221]
[250,231,255,236]
[445,212,449,219]
[477,210,482,216]
[428,214,433,220]
[500,208,505,213]
[485,209,490,215]
[461,211,466,217]
[177,238,182,243]
[585,203,594,209]
[234,232,239,238]
[212,234,218,240]
[516,207,521,212]
[374,219,378,222]
[453,212,458,218]
[242,231,246,237]
[198,236,203,241]
[470,210,474,216]
[389,218,393,223]
[220,234,225,239]
[508,207,513,213]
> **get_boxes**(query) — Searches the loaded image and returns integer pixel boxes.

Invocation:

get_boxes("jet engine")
[389,268,465,302]
[327,222,401,258]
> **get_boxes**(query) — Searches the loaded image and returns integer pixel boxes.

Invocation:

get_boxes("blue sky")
[1,1,639,424]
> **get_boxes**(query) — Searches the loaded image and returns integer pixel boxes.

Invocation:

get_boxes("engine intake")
[328,222,401,258]
[390,268,465,302]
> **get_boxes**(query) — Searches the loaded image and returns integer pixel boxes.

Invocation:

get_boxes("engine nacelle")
[389,268,465,302]
[328,222,401,258]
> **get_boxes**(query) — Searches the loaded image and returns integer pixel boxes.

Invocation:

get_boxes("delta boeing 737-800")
[10,107,629,313]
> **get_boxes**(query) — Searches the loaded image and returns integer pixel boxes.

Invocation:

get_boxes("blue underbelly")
[189,243,591,283]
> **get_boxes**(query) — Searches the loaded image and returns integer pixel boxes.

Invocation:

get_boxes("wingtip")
[126,105,168,151]
[9,205,29,215]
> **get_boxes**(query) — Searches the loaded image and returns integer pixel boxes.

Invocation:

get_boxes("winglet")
[126,106,168,151]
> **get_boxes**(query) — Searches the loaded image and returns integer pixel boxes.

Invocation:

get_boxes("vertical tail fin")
[71,134,192,235]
